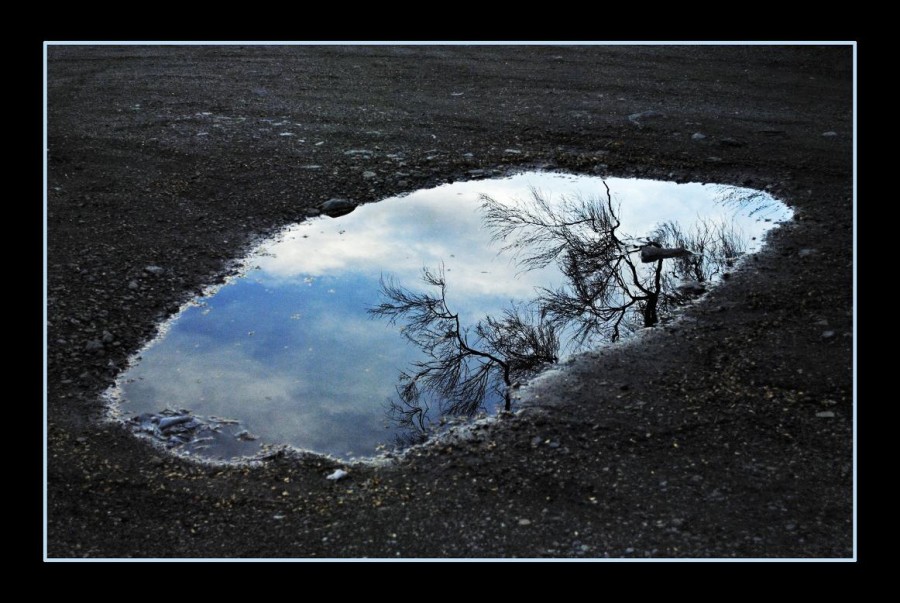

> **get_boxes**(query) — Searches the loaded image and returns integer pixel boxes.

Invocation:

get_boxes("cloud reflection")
[252,175,786,300]
[118,172,789,459]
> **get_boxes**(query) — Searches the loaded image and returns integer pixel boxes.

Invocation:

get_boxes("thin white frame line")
[852,41,858,562]
[42,41,857,563]
[44,40,856,46]
[43,40,49,563]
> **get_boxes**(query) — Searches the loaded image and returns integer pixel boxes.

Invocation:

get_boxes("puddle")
[107,172,791,462]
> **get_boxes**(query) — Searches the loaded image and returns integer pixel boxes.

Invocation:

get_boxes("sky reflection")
[116,172,791,460]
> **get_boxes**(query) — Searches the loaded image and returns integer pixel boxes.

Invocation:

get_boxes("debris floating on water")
[640,245,692,263]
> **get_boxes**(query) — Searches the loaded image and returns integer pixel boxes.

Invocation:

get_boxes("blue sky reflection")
[117,172,790,460]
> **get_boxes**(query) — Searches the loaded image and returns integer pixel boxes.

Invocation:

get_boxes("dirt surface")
[46,45,853,558]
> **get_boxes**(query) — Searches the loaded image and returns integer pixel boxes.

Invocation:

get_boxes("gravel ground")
[46,44,853,558]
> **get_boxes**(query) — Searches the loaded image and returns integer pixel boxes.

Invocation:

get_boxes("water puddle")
[107,172,791,462]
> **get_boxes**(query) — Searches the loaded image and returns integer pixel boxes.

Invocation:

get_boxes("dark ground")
[45,45,853,558]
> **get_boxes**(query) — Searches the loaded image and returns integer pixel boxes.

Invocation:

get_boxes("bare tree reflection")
[713,185,785,220]
[650,217,745,309]
[369,265,558,441]
[483,181,681,344]
[372,181,749,443]
[483,184,748,346]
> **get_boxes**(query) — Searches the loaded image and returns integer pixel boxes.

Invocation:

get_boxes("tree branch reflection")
[368,265,558,444]
[370,181,748,444]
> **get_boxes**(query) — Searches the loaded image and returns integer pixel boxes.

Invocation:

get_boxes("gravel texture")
[46,45,853,558]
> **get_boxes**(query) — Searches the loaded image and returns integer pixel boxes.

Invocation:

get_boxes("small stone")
[628,110,664,126]
[326,468,349,481]
[822,131,838,137]
[75,436,87,444]
[503,148,522,155]
[822,330,836,339]
[548,441,560,449]
[362,171,377,179]
[144,265,164,275]
[530,436,543,446]
[719,137,745,147]
[128,280,139,290]
[816,411,835,418]
[518,518,532,526]
[84,339,103,352]
[135,413,157,432]
[625,547,635,554]
[158,415,192,430]
[691,132,706,140]
[236,430,258,441]
[798,248,816,258]
[706,156,722,162]
[319,198,357,218]
[101,330,114,343]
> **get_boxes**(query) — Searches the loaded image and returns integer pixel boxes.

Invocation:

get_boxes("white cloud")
[250,174,783,300]
[121,311,419,457]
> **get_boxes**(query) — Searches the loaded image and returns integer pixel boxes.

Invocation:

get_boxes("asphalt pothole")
[104,171,791,462]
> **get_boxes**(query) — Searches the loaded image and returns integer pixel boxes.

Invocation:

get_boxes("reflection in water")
[486,183,750,344]
[373,181,756,443]
[370,266,558,440]
[112,172,791,460]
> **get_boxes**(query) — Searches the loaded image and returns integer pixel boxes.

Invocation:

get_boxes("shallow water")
[111,172,791,461]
